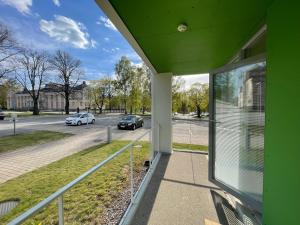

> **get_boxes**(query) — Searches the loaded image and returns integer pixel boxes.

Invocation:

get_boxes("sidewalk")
[0,130,106,184]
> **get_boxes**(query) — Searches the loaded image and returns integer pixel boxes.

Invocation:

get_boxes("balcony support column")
[151,72,173,154]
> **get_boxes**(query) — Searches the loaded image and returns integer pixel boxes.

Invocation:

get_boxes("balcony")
[130,151,220,225]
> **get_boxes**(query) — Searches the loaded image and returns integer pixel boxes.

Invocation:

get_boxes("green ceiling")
[108,0,273,75]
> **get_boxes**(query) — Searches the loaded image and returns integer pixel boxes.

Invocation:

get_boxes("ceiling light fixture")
[177,23,188,32]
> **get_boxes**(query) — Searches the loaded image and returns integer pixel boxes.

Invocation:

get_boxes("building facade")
[7,82,89,111]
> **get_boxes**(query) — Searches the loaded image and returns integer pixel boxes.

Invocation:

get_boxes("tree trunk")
[109,96,112,112]
[196,106,201,118]
[65,92,70,115]
[124,99,127,114]
[33,98,39,115]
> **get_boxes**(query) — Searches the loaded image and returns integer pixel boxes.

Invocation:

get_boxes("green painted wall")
[264,1,300,224]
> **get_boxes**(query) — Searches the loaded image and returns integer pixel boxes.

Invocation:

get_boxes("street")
[0,114,208,145]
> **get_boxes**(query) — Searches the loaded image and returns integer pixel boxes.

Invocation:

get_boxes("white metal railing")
[8,128,157,225]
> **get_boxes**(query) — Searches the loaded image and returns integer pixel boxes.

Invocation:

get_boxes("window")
[209,57,265,211]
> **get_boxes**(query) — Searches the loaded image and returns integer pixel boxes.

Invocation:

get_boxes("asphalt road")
[0,114,208,145]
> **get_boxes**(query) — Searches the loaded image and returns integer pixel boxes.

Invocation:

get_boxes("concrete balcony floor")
[130,151,221,225]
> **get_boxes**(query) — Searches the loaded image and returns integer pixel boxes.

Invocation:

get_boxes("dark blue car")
[118,115,144,130]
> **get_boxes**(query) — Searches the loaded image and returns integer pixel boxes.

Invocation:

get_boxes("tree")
[88,77,114,114]
[172,77,185,113]
[0,23,20,79]
[199,83,209,112]
[104,76,114,112]
[188,82,209,117]
[50,50,83,114]
[0,79,20,109]
[115,56,132,114]
[88,80,105,114]
[140,64,151,114]
[128,66,143,114]
[15,49,50,115]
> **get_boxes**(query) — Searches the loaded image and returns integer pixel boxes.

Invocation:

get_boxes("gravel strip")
[99,167,148,225]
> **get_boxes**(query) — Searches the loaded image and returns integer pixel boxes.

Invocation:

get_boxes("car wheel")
[91,119,95,124]
[141,122,144,127]
[132,124,136,130]
[77,120,82,126]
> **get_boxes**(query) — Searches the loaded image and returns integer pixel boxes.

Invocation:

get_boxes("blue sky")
[0,0,142,81]
[0,0,208,85]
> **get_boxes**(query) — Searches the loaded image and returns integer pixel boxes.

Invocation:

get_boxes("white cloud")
[91,39,97,48]
[96,16,117,31]
[39,15,91,49]
[52,0,60,7]
[104,37,109,41]
[102,47,120,53]
[0,0,32,14]
[132,62,143,68]
[180,74,209,90]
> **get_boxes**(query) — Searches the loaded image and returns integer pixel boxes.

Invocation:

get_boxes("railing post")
[149,128,152,165]
[130,145,134,203]
[157,122,160,153]
[58,195,64,225]
[189,119,192,150]
[107,126,112,143]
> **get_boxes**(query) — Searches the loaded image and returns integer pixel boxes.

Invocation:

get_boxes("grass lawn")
[0,131,72,154]
[0,141,150,224]
[173,142,208,151]
[4,111,66,117]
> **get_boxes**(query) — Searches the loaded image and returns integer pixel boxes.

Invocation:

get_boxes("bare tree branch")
[15,49,50,115]
[0,23,21,79]
[50,50,83,114]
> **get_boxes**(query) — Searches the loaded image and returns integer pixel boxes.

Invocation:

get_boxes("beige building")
[7,82,89,111]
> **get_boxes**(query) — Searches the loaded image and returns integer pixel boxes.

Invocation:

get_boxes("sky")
[0,0,208,86]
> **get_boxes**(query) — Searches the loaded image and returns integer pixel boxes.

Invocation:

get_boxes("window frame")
[208,53,266,213]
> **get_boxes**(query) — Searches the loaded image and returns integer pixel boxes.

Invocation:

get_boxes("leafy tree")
[50,50,83,114]
[105,76,114,112]
[0,79,20,109]
[128,67,142,114]
[188,82,209,117]
[110,90,122,110]
[114,56,132,114]
[88,77,114,114]
[140,64,151,114]
[172,77,185,113]
[15,49,50,115]
[200,83,209,112]
[179,91,189,114]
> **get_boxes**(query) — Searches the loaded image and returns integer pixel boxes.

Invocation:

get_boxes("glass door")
[209,57,265,212]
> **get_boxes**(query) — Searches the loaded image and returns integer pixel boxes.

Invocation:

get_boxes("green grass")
[173,142,208,151]
[0,141,150,224]
[0,131,72,154]
[4,111,35,117]
[4,112,65,117]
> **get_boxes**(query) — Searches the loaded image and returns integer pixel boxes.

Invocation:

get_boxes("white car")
[65,113,95,126]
